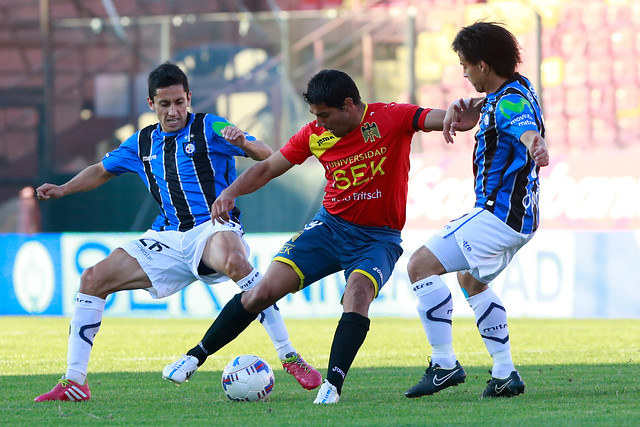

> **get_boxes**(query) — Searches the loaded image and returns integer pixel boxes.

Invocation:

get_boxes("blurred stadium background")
[1,0,639,319]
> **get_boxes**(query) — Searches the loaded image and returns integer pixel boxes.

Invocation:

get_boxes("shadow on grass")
[3,363,639,426]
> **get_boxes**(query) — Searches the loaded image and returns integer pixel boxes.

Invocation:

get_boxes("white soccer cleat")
[313,379,340,404]
[162,355,199,384]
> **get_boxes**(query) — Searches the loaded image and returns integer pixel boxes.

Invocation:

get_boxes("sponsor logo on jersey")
[314,135,335,147]
[326,147,387,168]
[331,189,383,204]
[309,132,341,158]
[361,122,381,142]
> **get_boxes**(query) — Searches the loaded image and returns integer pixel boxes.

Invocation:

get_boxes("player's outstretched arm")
[221,125,273,161]
[422,109,446,132]
[36,162,115,201]
[520,130,549,167]
[211,151,294,223]
[443,97,484,144]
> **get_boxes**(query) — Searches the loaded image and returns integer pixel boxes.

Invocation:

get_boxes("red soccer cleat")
[34,378,91,402]
[281,353,322,390]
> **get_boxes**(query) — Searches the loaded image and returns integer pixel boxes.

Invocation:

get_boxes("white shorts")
[121,220,249,299]
[425,208,534,284]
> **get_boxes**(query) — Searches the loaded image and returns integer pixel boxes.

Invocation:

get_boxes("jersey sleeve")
[101,132,142,175]
[280,124,313,165]
[386,102,432,132]
[495,93,539,141]
[205,114,256,157]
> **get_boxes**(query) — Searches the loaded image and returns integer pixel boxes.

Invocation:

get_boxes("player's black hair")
[452,21,521,79]
[147,62,190,99]
[303,69,362,109]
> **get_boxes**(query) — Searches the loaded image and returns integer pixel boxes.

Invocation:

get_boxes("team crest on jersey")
[361,122,380,142]
[183,141,196,157]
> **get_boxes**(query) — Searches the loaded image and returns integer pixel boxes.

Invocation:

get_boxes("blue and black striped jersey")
[473,74,545,234]
[102,112,253,231]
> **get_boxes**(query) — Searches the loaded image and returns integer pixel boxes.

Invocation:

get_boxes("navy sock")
[325,312,370,395]
[188,293,258,365]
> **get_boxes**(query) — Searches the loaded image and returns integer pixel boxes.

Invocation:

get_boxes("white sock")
[467,288,515,378]
[66,292,105,384]
[236,269,295,360]
[411,275,456,369]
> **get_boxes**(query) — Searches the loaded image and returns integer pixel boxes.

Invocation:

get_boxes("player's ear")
[147,97,155,111]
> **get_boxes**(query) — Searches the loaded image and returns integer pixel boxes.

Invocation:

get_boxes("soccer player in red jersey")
[173,69,446,404]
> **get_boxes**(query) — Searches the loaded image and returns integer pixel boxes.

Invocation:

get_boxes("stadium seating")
[412,0,640,152]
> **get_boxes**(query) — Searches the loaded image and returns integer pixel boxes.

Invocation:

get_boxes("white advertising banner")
[1,228,639,318]
[50,229,577,319]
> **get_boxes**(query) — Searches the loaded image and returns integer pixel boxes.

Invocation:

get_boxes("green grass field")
[1,316,638,426]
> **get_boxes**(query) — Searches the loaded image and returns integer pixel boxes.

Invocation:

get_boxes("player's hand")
[530,134,549,167]
[443,98,481,144]
[221,125,246,148]
[35,183,64,200]
[210,188,235,224]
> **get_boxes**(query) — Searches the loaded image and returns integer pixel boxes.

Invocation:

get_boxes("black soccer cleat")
[405,359,467,398]
[482,370,525,398]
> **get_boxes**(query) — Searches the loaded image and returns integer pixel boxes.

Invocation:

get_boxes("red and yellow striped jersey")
[281,102,432,230]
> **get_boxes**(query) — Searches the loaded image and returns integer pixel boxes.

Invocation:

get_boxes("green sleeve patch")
[211,120,231,136]
[499,98,527,120]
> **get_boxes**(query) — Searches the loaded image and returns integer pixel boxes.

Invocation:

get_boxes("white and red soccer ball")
[221,354,275,402]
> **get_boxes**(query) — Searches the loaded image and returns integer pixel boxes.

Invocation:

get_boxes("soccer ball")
[221,354,275,402]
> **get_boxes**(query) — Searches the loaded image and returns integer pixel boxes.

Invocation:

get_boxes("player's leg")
[182,260,299,369]
[237,262,323,388]
[457,210,530,397]
[184,230,321,389]
[315,236,402,404]
[404,240,467,398]
[201,231,297,358]
[458,272,524,397]
[35,249,151,402]
[314,272,374,404]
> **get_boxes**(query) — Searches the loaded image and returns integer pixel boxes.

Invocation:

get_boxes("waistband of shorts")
[315,207,402,244]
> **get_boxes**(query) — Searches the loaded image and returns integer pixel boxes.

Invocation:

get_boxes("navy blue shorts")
[273,207,403,298]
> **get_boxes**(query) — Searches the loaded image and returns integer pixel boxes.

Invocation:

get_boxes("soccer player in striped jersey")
[34,62,320,402]
[404,22,549,399]
[169,69,448,404]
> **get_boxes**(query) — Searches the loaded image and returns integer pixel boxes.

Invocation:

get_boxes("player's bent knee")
[78,266,111,298]
[407,254,427,282]
[243,282,282,312]
[407,247,444,282]
[79,266,118,298]
[222,251,253,280]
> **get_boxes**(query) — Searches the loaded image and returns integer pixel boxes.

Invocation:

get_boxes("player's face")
[310,101,358,137]
[459,53,485,93]
[148,84,192,133]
